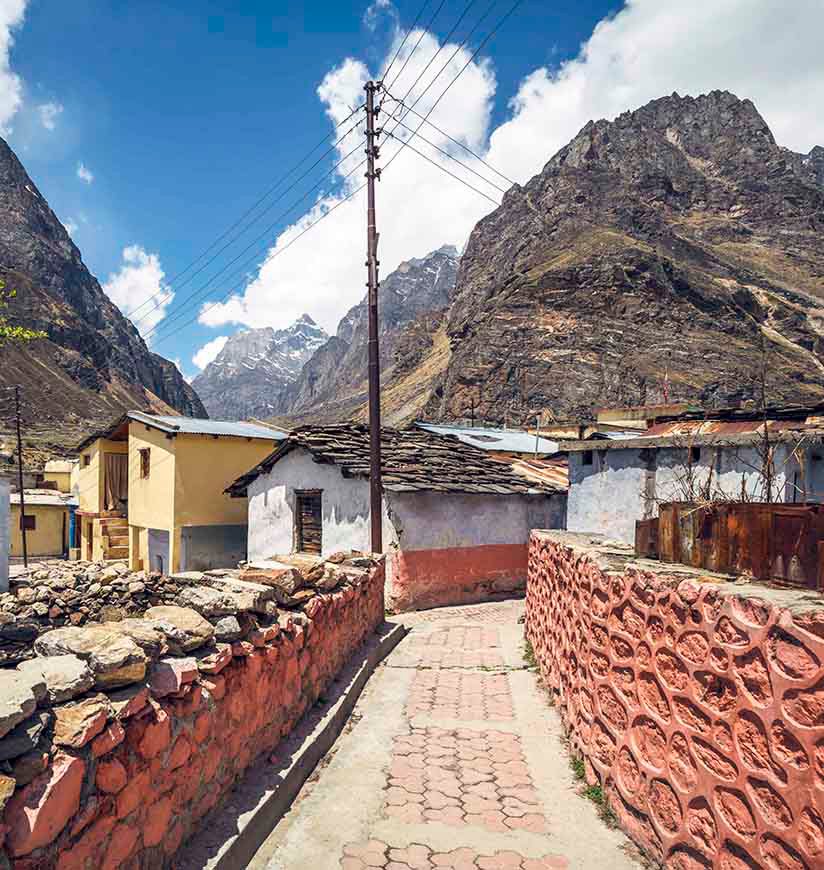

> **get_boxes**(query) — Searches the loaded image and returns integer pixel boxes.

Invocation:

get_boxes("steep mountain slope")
[191,315,328,419]
[0,136,205,458]
[277,246,459,423]
[384,91,824,424]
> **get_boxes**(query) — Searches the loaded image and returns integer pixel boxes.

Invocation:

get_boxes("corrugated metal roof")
[415,422,560,454]
[129,412,286,440]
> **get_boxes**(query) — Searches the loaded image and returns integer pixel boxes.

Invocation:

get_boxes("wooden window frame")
[294,489,323,555]
[139,448,151,479]
[83,454,91,467]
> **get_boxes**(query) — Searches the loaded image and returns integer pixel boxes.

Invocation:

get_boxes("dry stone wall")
[0,554,384,868]
[525,531,824,870]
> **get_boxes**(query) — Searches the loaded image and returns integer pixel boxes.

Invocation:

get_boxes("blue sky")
[2,0,823,380]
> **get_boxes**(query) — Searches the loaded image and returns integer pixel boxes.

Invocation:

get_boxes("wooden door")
[295,490,322,554]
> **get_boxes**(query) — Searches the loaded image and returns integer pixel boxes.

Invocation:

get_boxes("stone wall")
[0,554,384,868]
[525,530,824,869]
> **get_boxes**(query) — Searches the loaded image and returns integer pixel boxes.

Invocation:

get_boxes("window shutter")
[295,490,322,554]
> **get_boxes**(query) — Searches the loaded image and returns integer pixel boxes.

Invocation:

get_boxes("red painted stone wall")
[1,564,384,869]
[525,532,824,869]
[387,544,527,612]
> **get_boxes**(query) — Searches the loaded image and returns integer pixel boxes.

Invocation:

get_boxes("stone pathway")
[250,600,639,870]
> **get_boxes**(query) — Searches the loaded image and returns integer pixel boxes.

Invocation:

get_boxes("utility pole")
[14,386,27,568]
[467,395,476,427]
[365,80,383,553]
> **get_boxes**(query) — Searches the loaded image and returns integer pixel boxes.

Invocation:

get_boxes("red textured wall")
[3,565,384,869]
[525,532,824,869]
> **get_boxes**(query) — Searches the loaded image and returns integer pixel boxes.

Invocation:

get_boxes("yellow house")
[75,413,284,571]
[10,490,76,558]
[43,459,76,494]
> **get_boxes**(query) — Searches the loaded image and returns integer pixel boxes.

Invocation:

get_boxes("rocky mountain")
[361,91,824,426]
[0,135,205,459]
[276,245,459,422]
[192,315,328,419]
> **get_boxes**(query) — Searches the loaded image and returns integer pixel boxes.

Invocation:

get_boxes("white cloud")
[199,29,497,335]
[192,335,229,371]
[364,0,394,31]
[37,100,62,131]
[197,0,824,337]
[103,245,173,339]
[0,0,27,134]
[62,218,78,237]
[487,0,824,179]
[77,162,94,184]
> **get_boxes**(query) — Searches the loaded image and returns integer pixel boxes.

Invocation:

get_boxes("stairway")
[100,517,129,562]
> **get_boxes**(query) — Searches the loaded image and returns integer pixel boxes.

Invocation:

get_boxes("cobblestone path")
[252,600,638,870]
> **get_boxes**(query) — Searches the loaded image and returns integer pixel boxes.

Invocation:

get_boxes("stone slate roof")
[226,424,565,497]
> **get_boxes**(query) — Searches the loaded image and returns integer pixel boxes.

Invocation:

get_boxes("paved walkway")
[250,600,639,870]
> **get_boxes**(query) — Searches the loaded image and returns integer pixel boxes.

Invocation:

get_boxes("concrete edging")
[177,620,408,870]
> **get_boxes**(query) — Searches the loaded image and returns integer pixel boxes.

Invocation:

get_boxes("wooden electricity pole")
[365,80,383,553]
[14,386,27,568]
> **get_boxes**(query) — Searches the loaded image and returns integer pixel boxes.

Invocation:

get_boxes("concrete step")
[107,534,129,547]
[100,519,128,529]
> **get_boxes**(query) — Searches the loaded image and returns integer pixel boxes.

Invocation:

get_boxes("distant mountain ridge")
[274,245,460,422]
[0,134,205,461]
[192,315,328,419]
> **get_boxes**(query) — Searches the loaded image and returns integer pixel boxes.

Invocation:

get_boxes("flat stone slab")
[0,670,44,739]
[17,654,94,705]
[143,605,215,654]
[33,626,147,689]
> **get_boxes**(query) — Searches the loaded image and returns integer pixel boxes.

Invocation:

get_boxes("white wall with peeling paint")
[567,442,809,545]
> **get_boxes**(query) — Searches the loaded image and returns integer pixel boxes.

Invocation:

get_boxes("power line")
[382,0,449,95]
[385,129,501,206]
[382,107,508,194]
[141,0,524,354]
[149,181,368,350]
[383,0,525,173]
[141,144,367,343]
[382,0,481,116]
[379,0,497,153]
[125,102,365,323]
[379,0,432,84]
[130,117,365,329]
[383,90,515,186]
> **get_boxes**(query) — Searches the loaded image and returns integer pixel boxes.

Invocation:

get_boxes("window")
[83,454,91,467]
[582,450,594,467]
[139,448,151,479]
[295,490,322,554]
[690,446,701,463]
[20,514,35,531]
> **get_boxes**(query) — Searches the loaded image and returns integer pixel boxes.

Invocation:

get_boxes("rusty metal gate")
[637,502,824,590]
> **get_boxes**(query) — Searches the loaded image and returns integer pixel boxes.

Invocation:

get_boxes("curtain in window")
[103,453,128,511]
